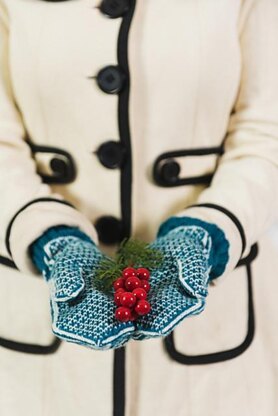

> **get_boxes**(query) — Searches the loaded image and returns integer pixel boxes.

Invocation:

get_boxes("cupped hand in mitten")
[132,219,229,340]
[30,228,136,350]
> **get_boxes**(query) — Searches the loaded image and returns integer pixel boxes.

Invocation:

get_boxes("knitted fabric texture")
[50,241,135,350]
[157,216,230,279]
[30,225,93,276]
[29,226,135,350]
[133,225,219,340]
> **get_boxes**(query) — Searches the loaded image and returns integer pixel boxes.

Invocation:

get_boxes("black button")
[96,66,126,94]
[99,0,129,18]
[159,160,181,184]
[50,157,69,177]
[96,141,125,169]
[95,216,124,245]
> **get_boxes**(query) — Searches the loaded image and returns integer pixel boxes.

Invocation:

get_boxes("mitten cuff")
[29,225,94,274]
[157,216,229,280]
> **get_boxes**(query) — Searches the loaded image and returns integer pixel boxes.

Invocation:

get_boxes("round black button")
[96,141,125,169]
[99,0,129,19]
[95,216,124,245]
[159,160,181,184]
[50,157,69,177]
[96,66,126,94]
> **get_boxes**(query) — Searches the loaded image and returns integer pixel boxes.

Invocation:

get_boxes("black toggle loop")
[153,146,224,187]
[27,139,77,184]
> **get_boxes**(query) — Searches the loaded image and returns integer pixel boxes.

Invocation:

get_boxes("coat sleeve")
[0,2,98,275]
[176,0,278,279]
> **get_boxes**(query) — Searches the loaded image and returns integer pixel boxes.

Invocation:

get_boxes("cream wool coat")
[0,0,278,415]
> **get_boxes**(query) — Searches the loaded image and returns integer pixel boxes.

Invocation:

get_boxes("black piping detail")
[26,140,77,184]
[112,2,136,416]
[1,199,66,355]
[0,336,61,355]
[188,203,247,256]
[0,255,17,269]
[5,198,74,257]
[237,243,258,267]
[164,256,256,365]
[39,0,70,2]
[113,347,126,416]
[117,0,135,240]
[153,146,224,187]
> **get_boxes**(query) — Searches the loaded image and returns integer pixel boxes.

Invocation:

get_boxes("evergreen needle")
[93,238,164,293]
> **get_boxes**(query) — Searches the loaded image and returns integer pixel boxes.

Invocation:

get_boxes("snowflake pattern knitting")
[133,226,212,339]
[35,234,135,350]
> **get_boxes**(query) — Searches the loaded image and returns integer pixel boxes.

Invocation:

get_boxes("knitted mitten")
[29,226,135,350]
[132,217,229,340]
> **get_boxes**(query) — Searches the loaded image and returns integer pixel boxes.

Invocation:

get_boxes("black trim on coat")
[153,145,224,187]
[0,255,17,269]
[164,244,258,365]
[26,139,77,184]
[187,202,247,256]
[164,187,257,366]
[237,243,258,267]
[113,347,126,416]
[0,336,61,355]
[39,1,71,2]
[5,198,74,257]
[1,196,75,355]
[0,251,62,355]
[117,0,135,239]
[112,2,136,416]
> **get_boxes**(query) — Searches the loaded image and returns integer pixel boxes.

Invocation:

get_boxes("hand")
[133,223,220,340]
[30,228,135,350]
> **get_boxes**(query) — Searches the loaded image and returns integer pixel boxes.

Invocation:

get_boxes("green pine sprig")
[115,238,164,269]
[94,238,164,293]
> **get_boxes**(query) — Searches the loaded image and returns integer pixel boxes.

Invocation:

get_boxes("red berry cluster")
[113,267,151,322]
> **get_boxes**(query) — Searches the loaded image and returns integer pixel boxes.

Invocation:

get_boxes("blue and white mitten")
[133,217,229,340]
[29,226,135,350]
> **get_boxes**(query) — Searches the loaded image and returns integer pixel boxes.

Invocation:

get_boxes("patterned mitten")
[29,226,135,350]
[133,217,229,340]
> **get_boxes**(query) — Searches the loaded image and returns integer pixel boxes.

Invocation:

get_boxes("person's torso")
[3,5,277,414]
[4,0,247,245]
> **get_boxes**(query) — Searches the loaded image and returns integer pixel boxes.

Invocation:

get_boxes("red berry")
[122,267,137,279]
[115,307,132,322]
[135,300,151,316]
[115,288,125,294]
[140,280,150,293]
[136,267,150,280]
[125,276,141,291]
[113,278,125,291]
[132,288,147,301]
[114,292,123,306]
[120,292,136,308]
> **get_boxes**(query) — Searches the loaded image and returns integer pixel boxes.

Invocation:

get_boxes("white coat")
[0,0,278,415]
